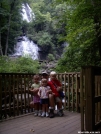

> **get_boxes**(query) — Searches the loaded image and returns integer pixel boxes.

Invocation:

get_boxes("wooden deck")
[0,111,81,134]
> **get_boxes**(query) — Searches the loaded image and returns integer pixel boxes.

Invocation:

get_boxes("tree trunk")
[5,14,11,55]
[5,0,17,55]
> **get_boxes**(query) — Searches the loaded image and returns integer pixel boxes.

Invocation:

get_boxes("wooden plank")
[71,74,74,111]
[24,75,26,114]
[95,76,98,123]
[12,75,15,116]
[20,74,23,114]
[0,75,2,119]
[0,111,81,134]
[4,75,7,118]
[80,69,85,131]
[68,74,70,111]
[63,73,66,109]
[85,67,95,131]
[16,75,19,116]
[8,75,11,117]
[98,76,101,122]
[76,74,78,112]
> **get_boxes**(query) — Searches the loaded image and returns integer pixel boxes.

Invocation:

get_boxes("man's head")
[41,71,49,80]
[50,71,57,80]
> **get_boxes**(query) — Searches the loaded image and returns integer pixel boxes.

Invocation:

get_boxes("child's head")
[50,71,57,80]
[33,75,40,84]
[41,78,48,87]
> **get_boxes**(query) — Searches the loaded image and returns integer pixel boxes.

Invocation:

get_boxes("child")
[41,71,55,118]
[48,71,64,116]
[38,78,52,117]
[30,75,41,116]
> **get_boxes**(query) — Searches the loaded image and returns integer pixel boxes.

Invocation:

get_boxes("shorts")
[41,98,49,104]
[55,97,62,103]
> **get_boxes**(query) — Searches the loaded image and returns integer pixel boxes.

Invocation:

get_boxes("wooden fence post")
[80,68,84,131]
[0,75,2,119]
[85,67,95,131]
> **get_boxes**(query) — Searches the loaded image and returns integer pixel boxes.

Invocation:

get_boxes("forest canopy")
[0,0,101,73]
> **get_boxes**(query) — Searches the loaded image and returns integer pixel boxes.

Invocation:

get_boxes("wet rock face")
[39,60,58,73]
[17,36,25,42]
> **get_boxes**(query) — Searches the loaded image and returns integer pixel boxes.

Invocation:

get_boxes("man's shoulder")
[47,81,52,85]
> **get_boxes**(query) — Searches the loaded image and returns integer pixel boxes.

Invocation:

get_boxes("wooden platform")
[0,111,81,134]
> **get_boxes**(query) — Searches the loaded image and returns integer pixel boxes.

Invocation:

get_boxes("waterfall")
[21,3,35,22]
[13,36,39,60]
[11,3,39,60]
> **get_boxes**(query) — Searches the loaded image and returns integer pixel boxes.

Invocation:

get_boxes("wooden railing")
[0,73,34,120]
[80,66,101,132]
[57,72,80,112]
[0,72,80,120]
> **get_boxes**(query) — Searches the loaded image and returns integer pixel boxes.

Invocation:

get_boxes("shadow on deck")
[0,111,80,134]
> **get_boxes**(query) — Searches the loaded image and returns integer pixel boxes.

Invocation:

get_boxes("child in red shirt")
[48,71,64,116]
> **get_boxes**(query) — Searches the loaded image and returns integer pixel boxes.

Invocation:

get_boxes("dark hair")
[42,73,48,76]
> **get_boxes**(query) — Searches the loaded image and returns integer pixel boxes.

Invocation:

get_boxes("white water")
[11,4,38,60]
[13,36,39,60]
[21,3,35,22]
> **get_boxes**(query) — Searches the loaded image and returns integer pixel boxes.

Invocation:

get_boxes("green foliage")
[55,0,101,72]
[37,32,52,46]
[47,53,55,61]
[0,56,40,73]
[1,0,101,72]
[0,0,65,60]
[0,0,23,55]
[25,0,65,57]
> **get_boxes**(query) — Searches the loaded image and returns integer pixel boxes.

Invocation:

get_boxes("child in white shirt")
[38,78,52,117]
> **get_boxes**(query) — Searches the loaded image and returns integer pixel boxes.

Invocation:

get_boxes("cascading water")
[21,3,35,22]
[13,36,39,60]
[12,3,38,60]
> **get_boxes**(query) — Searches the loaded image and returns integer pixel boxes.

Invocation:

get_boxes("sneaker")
[49,109,54,118]
[41,112,45,117]
[46,112,49,117]
[38,111,42,116]
[34,111,38,116]
[61,110,64,115]
[57,110,63,117]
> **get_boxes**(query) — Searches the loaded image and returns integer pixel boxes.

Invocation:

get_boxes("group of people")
[29,71,64,118]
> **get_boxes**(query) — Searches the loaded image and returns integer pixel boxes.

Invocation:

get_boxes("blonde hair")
[41,78,47,82]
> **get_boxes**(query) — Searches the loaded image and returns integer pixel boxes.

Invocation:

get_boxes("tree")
[0,0,23,55]
[55,0,101,72]
[23,0,66,60]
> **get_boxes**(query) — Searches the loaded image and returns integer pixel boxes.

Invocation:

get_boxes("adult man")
[48,71,64,117]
